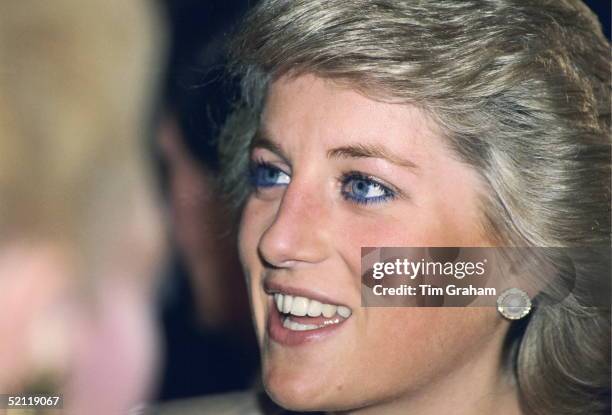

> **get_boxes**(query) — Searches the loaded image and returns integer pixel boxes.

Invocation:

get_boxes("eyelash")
[339,171,396,205]
[248,159,397,206]
[248,159,290,188]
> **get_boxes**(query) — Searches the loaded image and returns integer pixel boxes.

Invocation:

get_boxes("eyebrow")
[251,129,418,170]
[327,143,419,169]
[251,132,290,164]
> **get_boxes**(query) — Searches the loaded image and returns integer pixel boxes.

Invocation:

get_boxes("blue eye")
[341,173,395,205]
[249,161,290,188]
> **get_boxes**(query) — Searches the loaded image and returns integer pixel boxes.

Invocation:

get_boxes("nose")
[257,180,331,268]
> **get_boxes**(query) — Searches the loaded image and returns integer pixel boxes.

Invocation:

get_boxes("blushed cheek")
[340,207,487,252]
[335,218,416,280]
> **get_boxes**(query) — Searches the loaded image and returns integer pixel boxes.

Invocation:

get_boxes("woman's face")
[239,74,508,412]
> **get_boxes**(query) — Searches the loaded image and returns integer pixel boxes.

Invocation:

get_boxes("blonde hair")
[220,1,611,413]
[0,0,164,274]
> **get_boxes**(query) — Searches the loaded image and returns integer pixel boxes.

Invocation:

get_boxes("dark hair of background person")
[153,0,258,402]
[157,1,246,176]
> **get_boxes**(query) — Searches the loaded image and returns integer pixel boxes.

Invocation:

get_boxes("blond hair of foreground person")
[0,1,165,414]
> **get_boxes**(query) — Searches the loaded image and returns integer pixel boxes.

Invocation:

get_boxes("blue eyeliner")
[249,161,396,205]
[249,160,290,188]
[340,172,395,205]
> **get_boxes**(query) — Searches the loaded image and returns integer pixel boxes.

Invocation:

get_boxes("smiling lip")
[264,280,352,346]
[267,300,349,346]
[264,280,348,307]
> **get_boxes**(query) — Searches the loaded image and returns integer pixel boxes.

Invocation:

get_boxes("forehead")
[264,74,434,140]
[260,73,446,164]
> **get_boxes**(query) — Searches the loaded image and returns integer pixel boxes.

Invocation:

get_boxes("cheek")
[238,198,271,343]
[334,215,434,283]
[333,215,407,279]
[238,196,267,268]
[336,207,486,256]
[237,202,256,273]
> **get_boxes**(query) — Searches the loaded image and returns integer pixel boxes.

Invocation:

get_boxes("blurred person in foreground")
[0,0,165,414]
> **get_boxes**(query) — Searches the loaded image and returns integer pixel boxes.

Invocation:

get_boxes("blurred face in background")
[239,74,514,414]
[158,114,250,330]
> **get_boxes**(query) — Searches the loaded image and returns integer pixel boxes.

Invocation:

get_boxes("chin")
[263,364,346,412]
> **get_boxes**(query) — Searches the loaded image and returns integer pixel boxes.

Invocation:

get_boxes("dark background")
[585,0,611,39]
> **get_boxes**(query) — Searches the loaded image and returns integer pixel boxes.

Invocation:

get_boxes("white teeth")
[282,295,293,314]
[322,304,337,318]
[275,293,283,311]
[307,300,322,317]
[337,306,352,318]
[290,296,309,316]
[272,293,351,319]
[282,317,318,331]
